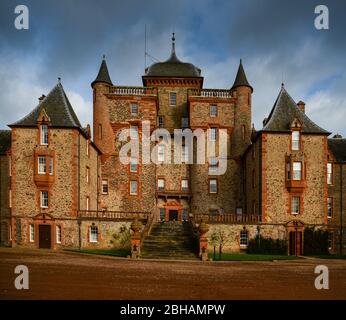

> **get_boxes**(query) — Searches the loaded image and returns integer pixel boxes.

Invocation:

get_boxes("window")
[86,167,90,183]
[40,191,49,208]
[252,170,256,188]
[9,189,12,208]
[29,224,34,242]
[49,158,53,175]
[86,140,89,156]
[130,180,138,195]
[293,162,302,180]
[181,117,189,128]
[40,125,48,145]
[56,225,61,244]
[158,116,164,128]
[98,124,102,140]
[209,179,217,193]
[327,163,333,185]
[236,207,243,215]
[241,125,245,140]
[182,145,189,163]
[209,157,218,174]
[240,230,248,247]
[327,197,333,218]
[159,208,165,221]
[130,126,138,140]
[38,156,46,174]
[182,209,188,221]
[328,232,334,250]
[130,103,138,115]
[89,226,98,243]
[291,196,300,215]
[102,179,108,194]
[292,131,300,151]
[181,179,189,192]
[130,157,138,172]
[209,127,217,141]
[169,92,177,106]
[210,105,217,117]
[157,179,165,191]
[157,145,165,162]
[9,224,12,241]
[286,161,291,180]
[86,196,90,211]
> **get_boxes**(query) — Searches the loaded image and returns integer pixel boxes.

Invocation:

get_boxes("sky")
[0,0,345,137]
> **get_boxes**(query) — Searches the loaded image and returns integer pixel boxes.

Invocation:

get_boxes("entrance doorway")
[39,225,51,249]
[169,210,178,221]
[289,231,302,256]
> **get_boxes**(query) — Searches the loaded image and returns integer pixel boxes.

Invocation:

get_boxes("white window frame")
[130,125,138,140]
[38,156,46,174]
[292,131,300,151]
[209,127,217,141]
[29,224,34,242]
[157,179,165,191]
[102,179,108,194]
[182,145,189,163]
[9,189,12,208]
[9,156,12,177]
[86,140,89,156]
[157,145,165,162]
[210,105,217,117]
[49,158,53,175]
[130,180,138,195]
[293,162,302,181]
[158,116,164,128]
[169,92,177,106]
[130,157,138,172]
[56,225,61,244]
[86,167,90,183]
[327,163,333,185]
[181,179,189,192]
[40,191,49,208]
[240,230,248,247]
[291,196,300,215]
[130,102,138,115]
[209,179,217,193]
[209,157,218,174]
[89,226,98,243]
[40,124,48,145]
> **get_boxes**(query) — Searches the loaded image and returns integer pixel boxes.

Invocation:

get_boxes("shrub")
[247,235,287,255]
[303,227,329,255]
[110,225,131,249]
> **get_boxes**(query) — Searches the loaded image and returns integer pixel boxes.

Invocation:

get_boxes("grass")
[65,248,130,257]
[208,253,301,261]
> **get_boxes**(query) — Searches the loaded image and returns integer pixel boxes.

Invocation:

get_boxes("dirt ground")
[0,247,345,300]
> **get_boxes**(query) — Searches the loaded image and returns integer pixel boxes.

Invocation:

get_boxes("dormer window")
[41,125,48,145]
[292,131,300,151]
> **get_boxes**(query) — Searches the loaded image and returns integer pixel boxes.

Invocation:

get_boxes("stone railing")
[109,86,157,96]
[188,88,232,98]
[78,210,150,221]
[193,213,262,224]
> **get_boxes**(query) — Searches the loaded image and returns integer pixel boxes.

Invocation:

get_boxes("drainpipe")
[340,164,343,255]
[78,133,81,249]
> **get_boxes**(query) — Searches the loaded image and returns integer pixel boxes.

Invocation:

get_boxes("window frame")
[40,124,48,145]
[209,178,218,194]
[38,156,47,175]
[157,178,165,192]
[101,179,108,194]
[292,161,302,181]
[181,179,189,192]
[29,224,35,243]
[327,162,333,185]
[291,196,300,215]
[49,157,53,175]
[181,117,189,128]
[56,225,62,244]
[169,92,177,107]
[210,105,218,117]
[130,180,138,195]
[130,102,138,115]
[89,226,98,243]
[291,130,300,151]
[240,230,249,247]
[158,116,164,128]
[209,127,217,141]
[40,190,49,208]
[327,197,333,219]
[157,144,165,162]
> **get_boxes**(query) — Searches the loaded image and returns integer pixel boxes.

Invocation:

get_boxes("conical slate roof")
[231,59,253,92]
[91,56,113,86]
[262,85,330,134]
[144,34,201,78]
[10,81,82,128]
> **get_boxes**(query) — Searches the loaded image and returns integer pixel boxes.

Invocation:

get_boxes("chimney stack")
[297,100,305,113]
[39,94,46,102]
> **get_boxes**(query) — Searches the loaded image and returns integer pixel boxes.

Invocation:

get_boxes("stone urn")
[130,219,142,235]
[198,222,209,235]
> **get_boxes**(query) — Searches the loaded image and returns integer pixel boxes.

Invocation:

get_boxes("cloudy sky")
[0,0,345,137]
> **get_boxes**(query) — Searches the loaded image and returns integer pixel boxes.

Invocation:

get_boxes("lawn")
[208,253,301,261]
[65,248,130,257]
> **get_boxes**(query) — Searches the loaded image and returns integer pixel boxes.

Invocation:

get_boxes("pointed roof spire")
[9,80,82,128]
[231,59,253,92]
[91,55,113,87]
[172,32,176,54]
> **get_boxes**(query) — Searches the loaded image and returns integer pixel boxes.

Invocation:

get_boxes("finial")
[103,54,106,60]
[171,32,175,53]
[240,58,242,64]
[172,32,175,42]
[58,77,61,83]
[281,82,284,88]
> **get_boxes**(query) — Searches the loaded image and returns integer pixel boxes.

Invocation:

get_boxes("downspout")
[259,134,262,218]
[78,133,81,249]
[340,163,343,255]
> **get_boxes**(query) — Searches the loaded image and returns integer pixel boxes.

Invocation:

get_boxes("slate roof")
[0,130,11,154]
[231,59,253,92]
[262,86,330,134]
[9,81,82,128]
[328,137,346,163]
[144,34,201,78]
[91,57,113,86]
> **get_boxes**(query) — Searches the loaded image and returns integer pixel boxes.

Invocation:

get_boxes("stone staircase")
[141,221,198,260]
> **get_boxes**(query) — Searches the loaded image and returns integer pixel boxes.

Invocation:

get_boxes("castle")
[0,35,345,257]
